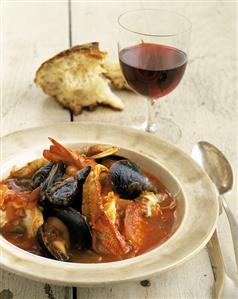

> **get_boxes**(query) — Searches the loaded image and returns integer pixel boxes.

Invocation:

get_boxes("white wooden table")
[1,1,237,299]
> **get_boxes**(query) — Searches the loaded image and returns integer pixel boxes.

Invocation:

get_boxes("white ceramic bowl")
[0,122,219,286]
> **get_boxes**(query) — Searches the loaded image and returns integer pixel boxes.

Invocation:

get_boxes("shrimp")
[43,137,96,169]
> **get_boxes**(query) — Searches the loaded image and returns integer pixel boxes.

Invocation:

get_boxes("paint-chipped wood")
[1,1,237,299]
[1,1,70,137]
[140,280,151,287]
[71,2,237,299]
[44,284,55,299]
[1,2,72,299]
[0,289,14,299]
[0,270,71,299]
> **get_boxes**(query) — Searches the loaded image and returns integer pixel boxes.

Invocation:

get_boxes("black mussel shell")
[46,166,91,208]
[71,166,91,212]
[98,155,124,169]
[109,159,155,199]
[43,207,92,249]
[39,161,65,206]
[6,178,32,192]
[37,217,70,262]
[46,176,78,207]
[32,162,54,189]
[75,165,91,182]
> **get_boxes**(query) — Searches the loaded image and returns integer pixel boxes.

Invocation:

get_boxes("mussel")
[87,144,119,159]
[46,166,91,208]
[109,160,155,199]
[39,161,65,205]
[32,162,54,189]
[43,207,92,249]
[98,155,124,169]
[37,216,70,262]
[6,178,32,191]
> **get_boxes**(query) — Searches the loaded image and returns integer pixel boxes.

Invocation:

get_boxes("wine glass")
[118,9,191,133]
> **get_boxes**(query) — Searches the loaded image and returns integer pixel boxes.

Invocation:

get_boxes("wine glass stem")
[146,98,157,133]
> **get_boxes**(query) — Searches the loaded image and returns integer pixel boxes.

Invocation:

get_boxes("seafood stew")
[0,138,177,263]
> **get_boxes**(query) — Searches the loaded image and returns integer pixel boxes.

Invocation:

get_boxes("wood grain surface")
[1,1,70,137]
[1,2,72,299]
[1,1,237,299]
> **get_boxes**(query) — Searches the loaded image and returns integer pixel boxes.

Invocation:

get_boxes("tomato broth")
[0,141,177,263]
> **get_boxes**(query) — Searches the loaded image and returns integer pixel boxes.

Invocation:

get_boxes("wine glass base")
[144,123,157,133]
[129,116,182,144]
[130,120,157,133]
[133,118,182,144]
[156,117,182,143]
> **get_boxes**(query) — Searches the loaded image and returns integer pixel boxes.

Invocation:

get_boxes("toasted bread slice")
[34,42,125,114]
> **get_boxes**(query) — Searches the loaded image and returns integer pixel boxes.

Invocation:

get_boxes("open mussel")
[43,207,92,249]
[46,166,91,208]
[54,208,92,249]
[37,216,70,262]
[87,144,119,159]
[109,160,155,199]
[39,161,65,206]
[31,162,54,189]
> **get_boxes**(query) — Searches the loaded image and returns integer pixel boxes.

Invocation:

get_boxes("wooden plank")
[172,1,238,279]
[77,250,213,299]
[1,1,70,137]
[0,271,71,299]
[71,2,237,299]
[1,2,72,298]
[72,1,147,129]
[1,1,236,299]
[151,0,238,279]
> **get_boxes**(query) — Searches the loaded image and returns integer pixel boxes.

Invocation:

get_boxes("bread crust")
[34,42,107,83]
[102,60,132,91]
[34,42,125,114]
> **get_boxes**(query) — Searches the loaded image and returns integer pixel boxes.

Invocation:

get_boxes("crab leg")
[82,164,108,225]
[93,212,131,258]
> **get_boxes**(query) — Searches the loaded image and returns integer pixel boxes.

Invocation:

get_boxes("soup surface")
[0,138,176,263]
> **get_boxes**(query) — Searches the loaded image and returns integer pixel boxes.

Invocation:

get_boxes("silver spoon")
[192,142,238,298]
[192,141,238,267]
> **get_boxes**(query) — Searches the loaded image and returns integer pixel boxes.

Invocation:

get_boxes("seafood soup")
[0,138,178,263]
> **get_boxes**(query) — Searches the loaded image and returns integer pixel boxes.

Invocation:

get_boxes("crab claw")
[92,211,131,258]
[82,164,108,225]
[43,138,96,169]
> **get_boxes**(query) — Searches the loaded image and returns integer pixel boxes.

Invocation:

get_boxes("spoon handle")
[207,230,225,299]
[221,195,238,269]
[208,229,238,299]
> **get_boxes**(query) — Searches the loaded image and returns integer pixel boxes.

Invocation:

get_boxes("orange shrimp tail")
[43,137,95,169]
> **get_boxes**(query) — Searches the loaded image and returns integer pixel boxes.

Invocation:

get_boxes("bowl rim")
[0,122,219,286]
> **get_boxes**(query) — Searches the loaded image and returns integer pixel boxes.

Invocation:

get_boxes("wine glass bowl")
[118,9,191,133]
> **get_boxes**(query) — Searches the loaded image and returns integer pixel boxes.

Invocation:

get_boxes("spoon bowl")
[192,141,233,194]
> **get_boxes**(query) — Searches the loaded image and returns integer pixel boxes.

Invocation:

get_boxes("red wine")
[119,43,187,98]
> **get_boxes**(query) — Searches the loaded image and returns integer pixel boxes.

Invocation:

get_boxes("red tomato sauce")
[1,164,177,263]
